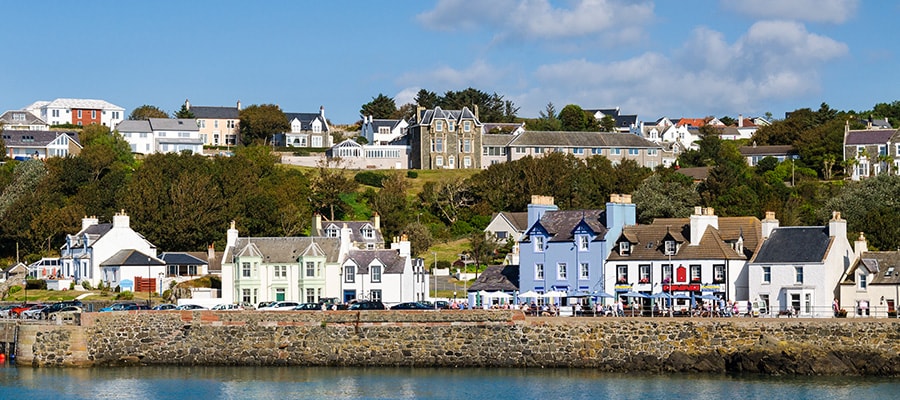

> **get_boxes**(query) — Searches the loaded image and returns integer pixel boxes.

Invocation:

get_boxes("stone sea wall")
[17,311,900,375]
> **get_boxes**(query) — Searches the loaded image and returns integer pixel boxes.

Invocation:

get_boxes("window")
[662,264,673,284]
[762,266,771,283]
[371,265,382,283]
[619,241,631,255]
[199,120,206,128]
[77,110,82,118]
[371,289,382,302]
[572,148,584,155]
[242,289,251,304]
[448,121,455,132]
[435,137,444,152]
[616,265,628,283]
[592,148,602,155]
[274,266,286,279]
[242,262,251,278]
[436,121,444,132]
[795,266,803,284]
[326,228,339,238]
[515,147,527,154]
[496,231,507,239]
[859,273,867,289]
[91,110,96,119]
[344,265,355,283]
[448,156,455,168]
[628,148,640,155]
[52,109,59,117]
[791,293,800,314]
[306,288,316,303]
[690,265,701,282]
[462,121,470,132]
[534,235,544,252]
[713,264,725,283]
[227,120,236,129]
[463,139,471,153]
[362,228,374,239]
[639,264,650,283]
[312,136,323,147]
[535,263,544,280]
[804,293,812,314]
[664,240,676,255]
[580,263,589,279]
[578,235,589,251]
[648,149,658,156]
[463,156,471,168]
[435,156,444,167]
[896,144,900,156]
[306,262,315,277]
[534,147,544,154]
[612,148,621,155]
[557,263,567,279]
[879,145,887,156]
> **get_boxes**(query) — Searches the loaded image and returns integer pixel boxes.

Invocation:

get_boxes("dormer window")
[664,240,675,256]
[578,235,589,251]
[619,241,631,255]
[436,121,444,132]
[534,235,545,252]
[326,228,339,238]
[361,228,374,239]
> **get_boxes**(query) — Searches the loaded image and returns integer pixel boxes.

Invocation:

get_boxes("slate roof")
[369,118,404,131]
[190,106,239,119]
[184,250,224,273]
[316,221,385,245]
[1,130,80,147]
[43,98,124,111]
[411,106,481,126]
[842,251,900,285]
[100,249,164,266]
[750,227,833,264]
[608,216,761,261]
[148,118,199,131]
[345,249,407,274]
[468,264,520,292]
[285,112,329,132]
[499,212,529,232]
[615,114,637,129]
[159,252,208,265]
[115,120,152,132]
[0,110,46,126]
[844,129,895,145]
[482,133,515,146]
[231,237,341,263]
[739,145,797,156]
[508,131,661,148]
[523,210,609,243]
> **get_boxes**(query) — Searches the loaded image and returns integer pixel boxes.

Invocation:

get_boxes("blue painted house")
[518,194,636,305]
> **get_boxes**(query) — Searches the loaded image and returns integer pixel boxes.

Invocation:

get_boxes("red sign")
[663,284,700,292]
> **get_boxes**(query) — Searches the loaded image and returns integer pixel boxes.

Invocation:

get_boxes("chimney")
[605,194,636,242]
[320,105,325,118]
[339,223,352,257]
[527,195,557,227]
[391,234,411,258]
[226,220,239,248]
[761,211,779,239]
[82,215,99,231]
[689,207,718,245]
[738,114,743,128]
[416,106,425,122]
[373,212,380,230]
[112,209,130,229]
[208,243,216,262]
[184,99,191,110]
[854,232,868,258]
[236,100,242,111]
[313,213,322,232]
[828,211,847,240]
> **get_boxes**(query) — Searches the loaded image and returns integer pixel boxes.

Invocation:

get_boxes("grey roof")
[148,118,199,131]
[412,106,481,127]
[739,145,797,156]
[468,264,519,292]
[751,227,833,264]
[524,210,609,243]
[508,131,660,148]
[285,112,329,132]
[482,133,515,146]
[190,106,239,119]
[369,119,404,130]
[100,249,164,266]
[346,249,407,274]
[115,120,152,133]
[615,114,637,128]
[1,130,80,147]
[482,122,524,133]
[231,237,341,263]
[0,110,46,126]
[317,221,385,245]
[499,212,529,232]
[159,252,208,266]
[845,129,895,145]
[585,108,620,117]
[841,251,900,286]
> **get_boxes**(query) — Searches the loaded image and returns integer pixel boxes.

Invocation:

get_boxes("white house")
[361,115,408,145]
[839,234,900,318]
[483,212,528,265]
[59,211,160,290]
[281,107,332,148]
[336,235,428,305]
[748,211,855,317]
[116,118,204,155]
[24,98,124,128]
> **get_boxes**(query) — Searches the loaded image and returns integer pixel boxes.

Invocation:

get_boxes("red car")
[11,304,39,318]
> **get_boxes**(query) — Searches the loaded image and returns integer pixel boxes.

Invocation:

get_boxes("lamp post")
[147,257,152,307]
[432,252,438,309]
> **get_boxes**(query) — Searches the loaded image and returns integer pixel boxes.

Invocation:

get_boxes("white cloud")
[721,0,859,24]
[395,60,510,93]
[417,0,654,42]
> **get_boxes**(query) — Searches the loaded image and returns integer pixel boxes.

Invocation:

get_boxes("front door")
[343,290,356,303]
[276,288,285,302]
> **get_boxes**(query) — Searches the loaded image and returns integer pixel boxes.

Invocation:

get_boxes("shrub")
[115,291,134,300]
[69,281,75,290]
[7,286,22,294]
[354,171,387,187]
[450,220,474,237]
[26,279,47,290]
[406,171,418,179]
[81,281,93,290]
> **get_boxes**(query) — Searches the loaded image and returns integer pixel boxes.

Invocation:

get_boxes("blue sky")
[1,0,896,125]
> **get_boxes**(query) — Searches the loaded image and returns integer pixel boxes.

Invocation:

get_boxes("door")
[676,265,687,283]
[276,288,285,302]
[343,290,356,303]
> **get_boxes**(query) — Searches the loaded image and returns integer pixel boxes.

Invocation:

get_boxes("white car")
[258,301,299,311]
[21,305,48,319]
[211,303,243,311]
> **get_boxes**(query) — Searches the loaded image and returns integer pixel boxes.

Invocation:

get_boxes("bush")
[292,149,311,156]
[354,171,387,187]
[115,291,134,300]
[406,171,418,179]
[26,279,47,290]
[450,220,474,237]
[7,286,22,294]
[69,281,75,290]
[81,281,93,290]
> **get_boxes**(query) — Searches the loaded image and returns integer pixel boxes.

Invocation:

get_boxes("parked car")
[211,303,243,311]
[391,302,430,310]
[435,301,451,310]
[11,303,40,318]
[0,304,19,318]
[125,304,150,311]
[21,305,49,319]
[348,301,386,310]
[41,300,84,319]
[99,302,139,312]
[256,301,275,309]
[152,303,177,311]
[50,306,83,321]
[175,304,207,310]
[258,301,300,311]
[293,303,322,311]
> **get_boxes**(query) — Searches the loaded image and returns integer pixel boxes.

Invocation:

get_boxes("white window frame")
[535,263,544,280]
[557,263,567,279]
[533,235,544,252]
[579,263,589,280]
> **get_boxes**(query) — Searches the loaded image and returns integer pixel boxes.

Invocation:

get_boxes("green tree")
[599,115,616,132]
[360,94,397,119]
[534,102,561,131]
[309,159,358,220]
[367,172,411,239]
[239,104,289,145]
[558,104,588,131]
[415,89,439,109]
[128,105,169,120]
[174,104,195,119]
[823,174,900,250]
[467,231,500,278]
[402,222,433,258]
[633,171,700,223]
[719,116,736,126]
[419,178,472,225]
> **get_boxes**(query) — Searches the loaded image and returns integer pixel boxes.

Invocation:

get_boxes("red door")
[676,265,687,283]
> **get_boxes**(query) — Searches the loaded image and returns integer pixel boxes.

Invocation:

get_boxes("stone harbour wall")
[17,311,900,375]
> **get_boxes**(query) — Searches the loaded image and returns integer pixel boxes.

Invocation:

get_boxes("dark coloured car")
[124,304,151,311]
[99,302,138,312]
[390,302,430,310]
[152,303,177,311]
[41,300,84,319]
[294,303,322,311]
[348,301,385,310]
[435,301,451,309]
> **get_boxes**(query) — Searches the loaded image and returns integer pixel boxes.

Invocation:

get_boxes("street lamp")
[432,252,438,309]
[147,257,152,307]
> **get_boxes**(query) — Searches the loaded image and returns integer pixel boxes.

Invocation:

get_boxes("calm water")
[0,363,896,400]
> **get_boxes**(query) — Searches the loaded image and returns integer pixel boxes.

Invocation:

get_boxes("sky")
[2,0,897,126]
